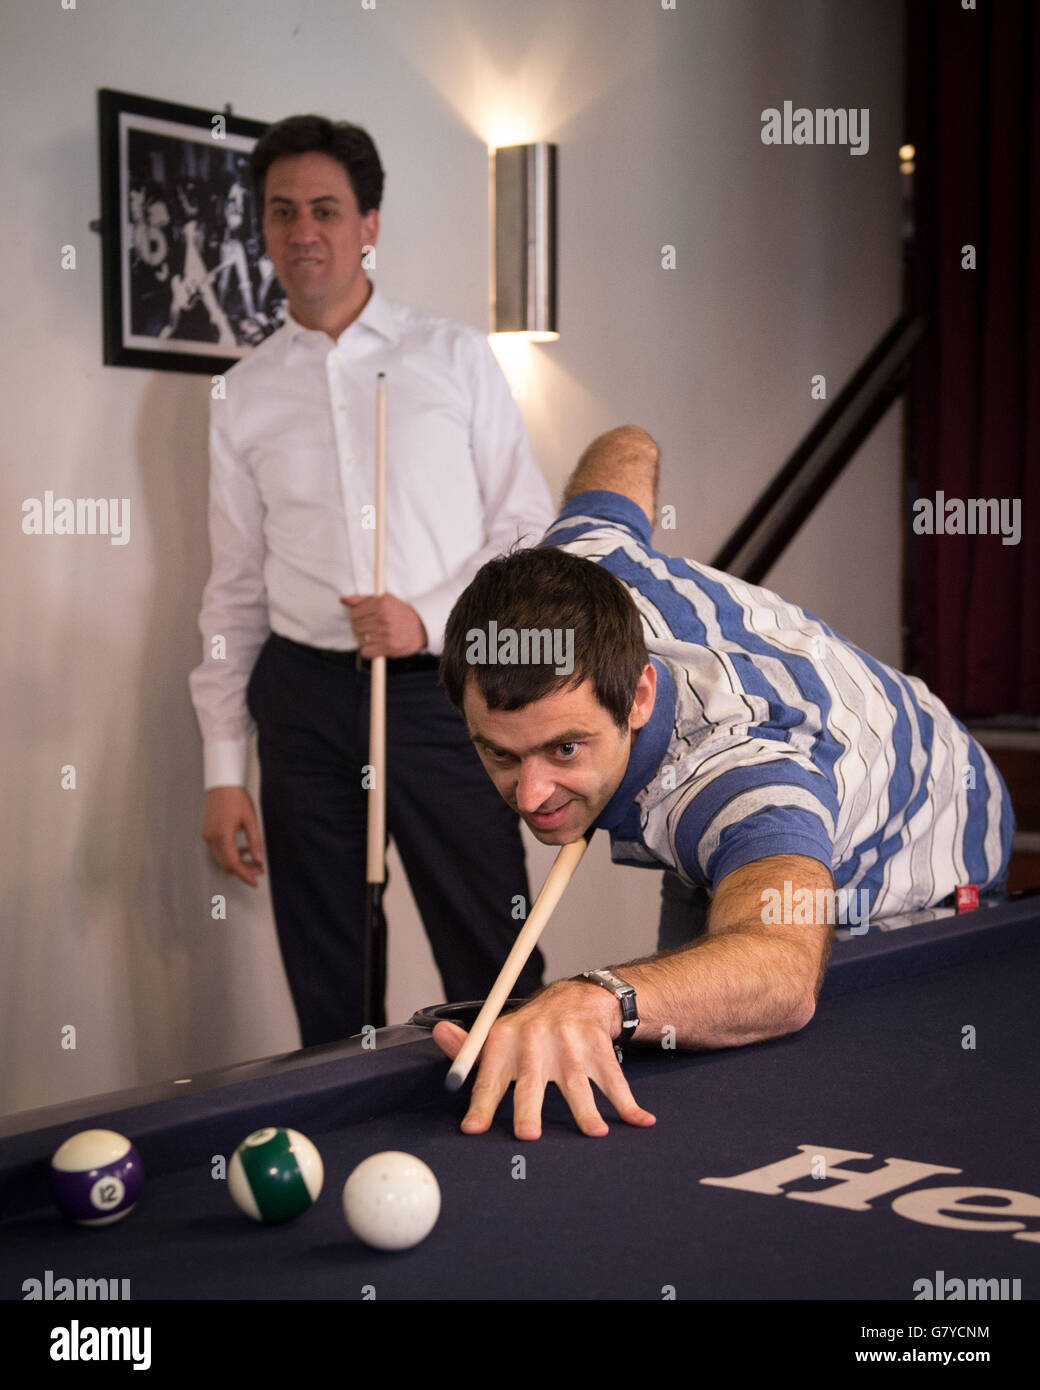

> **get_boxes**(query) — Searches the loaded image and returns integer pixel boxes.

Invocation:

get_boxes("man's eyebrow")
[472,728,597,756]
[267,193,342,205]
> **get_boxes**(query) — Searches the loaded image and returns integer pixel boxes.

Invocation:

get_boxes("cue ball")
[342,1151,440,1251]
[50,1129,144,1226]
[228,1127,324,1224]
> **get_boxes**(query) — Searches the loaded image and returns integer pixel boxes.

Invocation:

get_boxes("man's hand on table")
[341,593,428,658]
[431,979,657,1140]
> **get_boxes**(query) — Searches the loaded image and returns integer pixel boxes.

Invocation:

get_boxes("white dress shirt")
[189,287,554,789]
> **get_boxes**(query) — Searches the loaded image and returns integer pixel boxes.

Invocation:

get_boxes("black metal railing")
[710,317,923,583]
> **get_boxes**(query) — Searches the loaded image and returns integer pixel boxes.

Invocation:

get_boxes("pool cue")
[445,837,589,1092]
[363,372,388,1028]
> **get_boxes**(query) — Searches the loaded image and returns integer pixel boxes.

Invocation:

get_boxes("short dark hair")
[440,547,648,731]
[250,115,384,213]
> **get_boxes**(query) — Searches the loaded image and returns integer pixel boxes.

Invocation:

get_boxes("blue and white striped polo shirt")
[544,491,1013,916]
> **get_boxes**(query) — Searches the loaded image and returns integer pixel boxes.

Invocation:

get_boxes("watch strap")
[581,968,639,1062]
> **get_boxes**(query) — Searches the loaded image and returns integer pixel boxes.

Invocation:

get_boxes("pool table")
[1,894,1038,1308]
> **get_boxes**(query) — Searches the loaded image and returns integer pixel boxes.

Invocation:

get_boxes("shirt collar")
[282,283,399,360]
[591,657,676,832]
[555,490,654,546]
[355,286,399,345]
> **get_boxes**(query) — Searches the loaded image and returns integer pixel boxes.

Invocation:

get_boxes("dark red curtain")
[906,0,1039,716]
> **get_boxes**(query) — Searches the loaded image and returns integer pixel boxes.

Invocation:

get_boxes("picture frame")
[98,88,286,374]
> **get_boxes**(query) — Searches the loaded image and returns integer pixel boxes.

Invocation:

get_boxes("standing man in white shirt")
[189,115,555,1045]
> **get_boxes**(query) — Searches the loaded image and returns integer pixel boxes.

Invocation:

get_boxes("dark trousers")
[247,634,543,1045]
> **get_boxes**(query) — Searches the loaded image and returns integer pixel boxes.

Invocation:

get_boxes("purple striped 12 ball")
[50,1130,144,1226]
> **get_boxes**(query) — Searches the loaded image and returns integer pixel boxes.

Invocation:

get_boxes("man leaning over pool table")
[431,426,1014,1140]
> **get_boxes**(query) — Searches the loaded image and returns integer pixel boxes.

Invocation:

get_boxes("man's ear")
[630,661,657,731]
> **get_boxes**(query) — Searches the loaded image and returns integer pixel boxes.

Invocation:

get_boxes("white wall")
[0,0,905,1116]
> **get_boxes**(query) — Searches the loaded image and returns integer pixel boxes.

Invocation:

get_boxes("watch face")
[587,969,635,1003]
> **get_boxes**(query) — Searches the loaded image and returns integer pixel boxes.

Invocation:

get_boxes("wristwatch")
[580,968,639,1063]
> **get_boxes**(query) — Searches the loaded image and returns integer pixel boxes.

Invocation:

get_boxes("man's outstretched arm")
[433,854,834,1139]
[562,425,660,527]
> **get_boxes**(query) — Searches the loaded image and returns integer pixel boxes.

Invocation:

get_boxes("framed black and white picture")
[98,88,286,374]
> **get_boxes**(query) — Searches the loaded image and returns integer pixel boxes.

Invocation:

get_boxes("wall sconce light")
[491,143,558,340]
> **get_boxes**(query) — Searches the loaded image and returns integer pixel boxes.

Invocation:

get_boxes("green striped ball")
[228,1127,324,1223]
